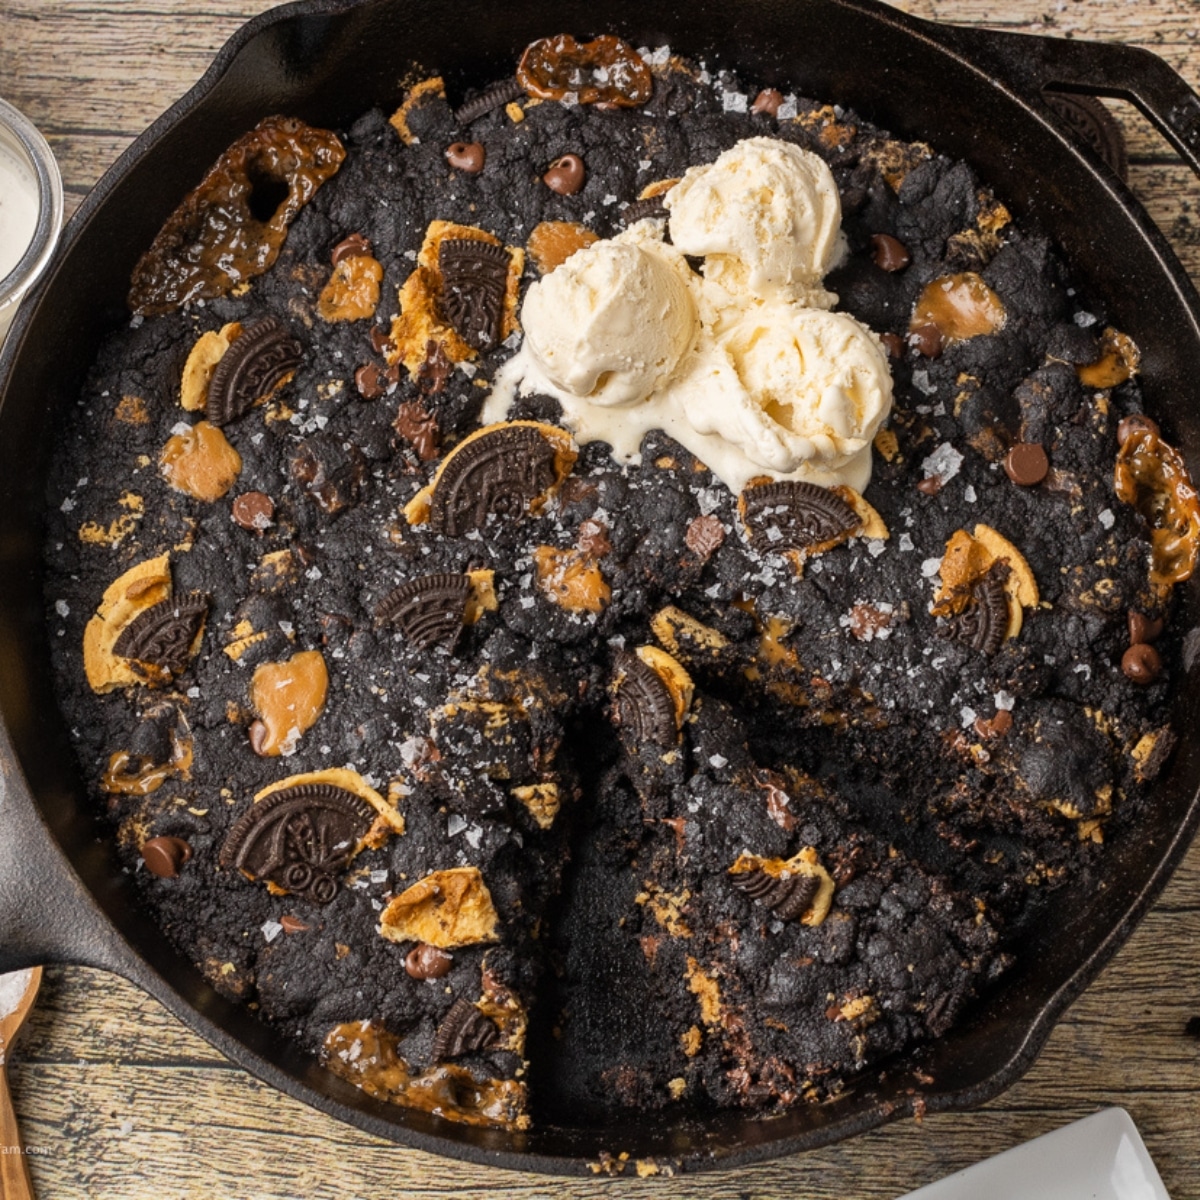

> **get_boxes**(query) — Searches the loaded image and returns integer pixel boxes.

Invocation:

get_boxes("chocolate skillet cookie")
[44,32,1196,1131]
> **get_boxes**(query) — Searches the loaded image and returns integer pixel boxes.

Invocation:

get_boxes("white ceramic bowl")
[0,96,62,346]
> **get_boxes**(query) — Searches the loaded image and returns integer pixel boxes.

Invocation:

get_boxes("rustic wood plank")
[2,1,1200,1197]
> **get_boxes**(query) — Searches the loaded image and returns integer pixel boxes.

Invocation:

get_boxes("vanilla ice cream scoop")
[666,137,844,305]
[668,304,892,475]
[522,224,697,407]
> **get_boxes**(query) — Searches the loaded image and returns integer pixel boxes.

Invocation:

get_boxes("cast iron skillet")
[2,0,1200,1177]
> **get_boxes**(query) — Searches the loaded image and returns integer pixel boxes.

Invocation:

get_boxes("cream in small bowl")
[0,97,62,347]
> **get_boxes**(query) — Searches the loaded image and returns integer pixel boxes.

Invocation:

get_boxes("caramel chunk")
[248,650,329,757]
[511,782,561,830]
[527,221,599,274]
[160,421,243,502]
[910,272,1005,345]
[317,253,383,323]
[532,546,610,613]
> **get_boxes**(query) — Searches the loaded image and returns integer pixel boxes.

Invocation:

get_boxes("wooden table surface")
[2,1,1200,1196]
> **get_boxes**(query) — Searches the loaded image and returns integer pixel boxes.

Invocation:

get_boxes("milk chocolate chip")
[445,142,486,173]
[354,362,386,399]
[405,943,454,980]
[1117,413,1159,448]
[141,835,193,878]
[1004,442,1050,486]
[751,88,784,117]
[330,233,372,265]
[870,234,910,273]
[231,491,275,531]
[543,154,585,196]
[1128,610,1164,646]
[908,323,944,359]
[1122,642,1162,685]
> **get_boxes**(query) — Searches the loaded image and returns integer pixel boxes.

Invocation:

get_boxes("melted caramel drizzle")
[322,1020,529,1130]
[1078,327,1140,389]
[1114,427,1200,587]
[128,116,345,315]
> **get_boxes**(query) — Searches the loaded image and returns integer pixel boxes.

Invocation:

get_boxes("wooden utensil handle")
[0,1066,34,1200]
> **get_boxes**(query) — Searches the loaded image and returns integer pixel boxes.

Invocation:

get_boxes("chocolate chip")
[750,88,784,117]
[428,424,561,537]
[445,141,486,173]
[231,491,275,531]
[870,233,910,272]
[279,915,310,934]
[543,154,586,196]
[1128,610,1164,646]
[438,238,510,351]
[432,997,500,1061]
[908,322,944,359]
[330,233,372,265]
[291,434,367,513]
[454,77,524,125]
[880,332,904,359]
[1122,642,1162,685]
[1003,442,1050,486]
[112,592,210,671]
[416,339,452,395]
[393,399,441,461]
[405,943,453,980]
[1117,413,1159,447]
[141,836,192,879]
[685,513,725,559]
[974,709,1013,739]
[248,719,271,756]
[577,518,612,558]
[206,316,303,426]
[739,480,861,554]
[218,783,376,904]
[354,362,386,400]
[369,325,394,356]
[754,769,796,831]
[375,573,471,650]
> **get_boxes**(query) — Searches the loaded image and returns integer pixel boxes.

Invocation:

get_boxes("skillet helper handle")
[0,749,129,976]
[0,1069,34,1200]
[922,23,1200,181]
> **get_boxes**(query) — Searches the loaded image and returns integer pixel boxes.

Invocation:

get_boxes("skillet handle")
[0,754,132,977]
[918,22,1200,181]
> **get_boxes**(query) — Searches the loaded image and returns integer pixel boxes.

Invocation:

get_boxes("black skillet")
[2,0,1200,1177]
